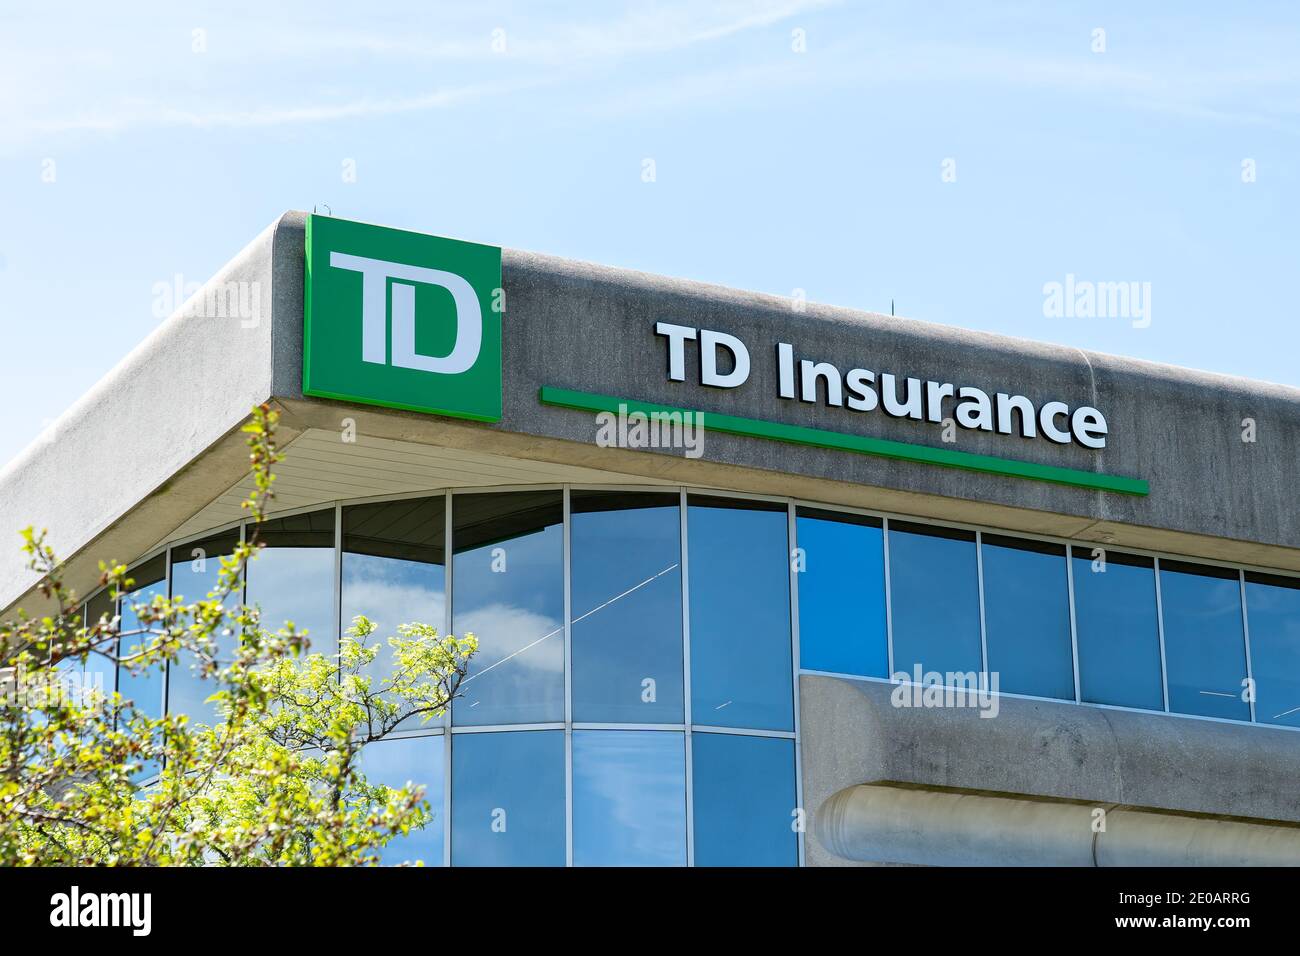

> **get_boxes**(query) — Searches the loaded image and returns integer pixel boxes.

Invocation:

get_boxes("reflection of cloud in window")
[574,732,685,865]
[458,605,564,680]
[340,579,447,639]
[246,547,335,640]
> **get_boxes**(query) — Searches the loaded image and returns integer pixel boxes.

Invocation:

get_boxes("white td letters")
[653,323,1109,450]
[329,252,483,374]
[655,322,750,388]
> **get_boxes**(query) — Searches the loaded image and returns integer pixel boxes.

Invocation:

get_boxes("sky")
[0,0,1297,466]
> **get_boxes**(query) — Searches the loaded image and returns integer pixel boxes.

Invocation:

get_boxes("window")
[981,535,1073,700]
[167,529,240,724]
[888,522,981,680]
[1244,572,1300,727]
[83,587,117,706]
[117,553,167,721]
[572,730,687,866]
[244,509,335,654]
[692,732,798,866]
[1071,548,1164,710]
[117,553,167,780]
[687,496,793,732]
[452,492,564,726]
[450,730,565,866]
[1160,561,1249,721]
[357,734,445,866]
[570,491,683,723]
[795,509,887,678]
[342,497,446,706]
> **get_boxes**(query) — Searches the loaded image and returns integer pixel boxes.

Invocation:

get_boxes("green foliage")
[0,404,476,866]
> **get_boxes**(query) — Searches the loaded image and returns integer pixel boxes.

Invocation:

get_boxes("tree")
[0,404,477,865]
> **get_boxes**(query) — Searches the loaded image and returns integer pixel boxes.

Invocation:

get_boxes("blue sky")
[1,0,1297,465]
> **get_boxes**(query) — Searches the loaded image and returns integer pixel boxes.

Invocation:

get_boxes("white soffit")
[161,428,675,544]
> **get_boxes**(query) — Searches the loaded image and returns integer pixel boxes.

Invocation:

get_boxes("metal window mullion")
[443,490,453,867]
[449,722,565,733]
[563,485,574,868]
[161,545,172,726]
[1153,556,1170,713]
[882,517,895,679]
[690,725,798,738]
[787,501,805,867]
[1066,546,1082,704]
[1239,569,1257,724]
[333,503,343,681]
[975,530,989,680]
[680,488,694,868]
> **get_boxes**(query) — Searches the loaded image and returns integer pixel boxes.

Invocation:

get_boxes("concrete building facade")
[3,211,1298,866]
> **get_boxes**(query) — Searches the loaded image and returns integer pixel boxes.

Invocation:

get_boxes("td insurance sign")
[303,215,503,422]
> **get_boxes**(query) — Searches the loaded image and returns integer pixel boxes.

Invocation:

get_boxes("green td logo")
[303,215,503,422]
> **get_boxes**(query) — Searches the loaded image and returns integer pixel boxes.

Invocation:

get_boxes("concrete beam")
[799,675,1300,866]
[818,782,1300,866]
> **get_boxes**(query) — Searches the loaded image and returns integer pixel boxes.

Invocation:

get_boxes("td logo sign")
[303,215,503,421]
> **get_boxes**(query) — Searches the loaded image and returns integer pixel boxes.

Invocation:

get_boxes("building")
[3,211,1298,867]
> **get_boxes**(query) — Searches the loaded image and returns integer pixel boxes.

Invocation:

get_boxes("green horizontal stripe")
[539,386,1149,496]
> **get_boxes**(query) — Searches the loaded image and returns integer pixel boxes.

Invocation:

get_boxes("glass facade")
[1243,572,1300,728]
[116,553,167,721]
[1072,548,1164,709]
[450,729,565,866]
[570,492,683,724]
[452,492,564,726]
[572,730,687,866]
[245,509,336,655]
[796,509,887,679]
[692,732,798,866]
[167,529,240,726]
[92,484,1300,865]
[1159,561,1249,721]
[687,496,793,732]
[888,522,981,680]
[342,497,446,703]
[356,734,445,866]
[981,535,1073,700]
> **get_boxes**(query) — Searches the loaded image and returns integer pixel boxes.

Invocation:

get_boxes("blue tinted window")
[981,535,1073,700]
[117,554,167,721]
[357,734,445,865]
[687,497,792,732]
[451,730,565,866]
[452,492,564,726]
[1245,572,1300,727]
[1072,549,1164,710]
[245,509,335,654]
[1160,561,1249,721]
[83,588,117,706]
[572,730,686,866]
[692,732,798,866]
[571,492,683,723]
[796,509,886,678]
[888,523,981,680]
[117,554,167,779]
[342,497,446,710]
[167,530,240,725]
